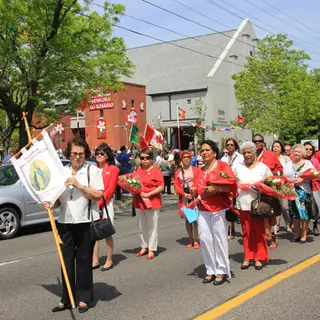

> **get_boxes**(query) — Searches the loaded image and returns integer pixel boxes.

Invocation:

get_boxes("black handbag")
[251,192,282,218]
[87,165,116,241]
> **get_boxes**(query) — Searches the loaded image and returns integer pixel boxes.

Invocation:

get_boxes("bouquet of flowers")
[299,168,320,180]
[118,172,152,209]
[186,163,238,214]
[239,176,296,200]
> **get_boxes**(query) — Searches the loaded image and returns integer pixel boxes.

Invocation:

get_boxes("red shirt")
[97,163,119,208]
[195,161,237,213]
[315,150,320,163]
[257,150,283,175]
[133,166,164,210]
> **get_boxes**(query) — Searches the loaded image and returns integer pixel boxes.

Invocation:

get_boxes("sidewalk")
[114,194,179,216]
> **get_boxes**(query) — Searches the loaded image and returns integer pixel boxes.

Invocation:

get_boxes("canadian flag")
[144,124,163,150]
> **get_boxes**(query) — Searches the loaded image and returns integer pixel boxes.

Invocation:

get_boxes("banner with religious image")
[10,130,67,205]
[97,119,107,139]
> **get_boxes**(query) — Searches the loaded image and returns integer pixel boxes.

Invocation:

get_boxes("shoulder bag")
[251,191,282,218]
[87,165,116,241]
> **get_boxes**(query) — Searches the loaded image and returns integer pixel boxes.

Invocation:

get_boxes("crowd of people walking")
[40,134,320,313]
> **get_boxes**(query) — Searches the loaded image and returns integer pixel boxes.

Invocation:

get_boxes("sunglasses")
[140,156,151,160]
[305,148,313,151]
[253,140,264,143]
[226,144,234,147]
[70,152,85,157]
[182,156,191,159]
[95,152,106,156]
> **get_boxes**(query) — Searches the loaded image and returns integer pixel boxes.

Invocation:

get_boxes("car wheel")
[0,207,21,240]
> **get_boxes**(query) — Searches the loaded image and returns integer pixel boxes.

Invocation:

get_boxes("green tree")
[191,98,207,151]
[0,0,134,151]
[232,34,320,144]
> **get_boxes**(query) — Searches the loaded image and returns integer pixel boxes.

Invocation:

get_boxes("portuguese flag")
[129,123,140,144]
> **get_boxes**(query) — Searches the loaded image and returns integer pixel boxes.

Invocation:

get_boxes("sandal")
[254,260,263,270]
[313,228,319,237]
[186,243,193,248]
[136,249,148,257]
[147,251,155,260]
[193,242,200,249]
[52,303,71,313]
[203,274,215,284]
[213,274,227,285]
[241,260,250,270]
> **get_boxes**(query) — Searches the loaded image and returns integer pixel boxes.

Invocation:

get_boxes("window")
[131,100,134,108]
[242,33,250,39]
[250,51,253,56]
[187,99,191,104]
[229,54,238,60]
[99,110,104,118]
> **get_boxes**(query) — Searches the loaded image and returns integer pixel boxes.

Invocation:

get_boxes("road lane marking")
[0,256,34,267]
[195,253,320,320]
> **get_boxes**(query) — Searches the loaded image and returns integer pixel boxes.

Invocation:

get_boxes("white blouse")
[234,162,272,211]
[221,151,244,171]
[284,160,314,194]
[58,163,104,224]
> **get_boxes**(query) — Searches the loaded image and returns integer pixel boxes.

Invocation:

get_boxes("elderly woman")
[221,137,244,240]
[43,136,104,313]
[174,150,201,248]
[195,140,237,285]
[133,149,164,260]
[92,143,119,271]
[284,144,315,243]
[234,141,272,270]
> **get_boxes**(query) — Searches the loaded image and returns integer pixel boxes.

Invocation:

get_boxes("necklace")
[204,160,217,173]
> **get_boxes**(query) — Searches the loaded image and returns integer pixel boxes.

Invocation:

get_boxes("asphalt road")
[1,195,320,320]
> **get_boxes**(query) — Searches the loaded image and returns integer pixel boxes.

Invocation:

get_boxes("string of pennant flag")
[180,121,248,132]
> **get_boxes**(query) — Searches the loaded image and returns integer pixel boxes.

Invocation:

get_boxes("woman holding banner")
[43,136,104,314]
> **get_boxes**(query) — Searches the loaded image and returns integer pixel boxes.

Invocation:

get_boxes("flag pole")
[20,112,76,309]
[176,103,181,150]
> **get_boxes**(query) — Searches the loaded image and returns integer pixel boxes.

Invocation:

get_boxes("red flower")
[275,181,282,187]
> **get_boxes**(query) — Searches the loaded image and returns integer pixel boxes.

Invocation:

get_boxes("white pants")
[198,209,230,277]
[102,197,115,225]
[137,209,160,251]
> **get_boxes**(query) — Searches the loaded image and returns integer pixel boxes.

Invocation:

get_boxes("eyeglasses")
[253,140,264,143]
[70,152,85,157]
[226,144,234,147]
[182,156,191,159]
[305,148,313,151]
[95,152,106,156]
[140,156,151,160]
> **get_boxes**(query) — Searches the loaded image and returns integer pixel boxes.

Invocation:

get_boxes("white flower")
[97,121,106,133]
[54,123,64,135]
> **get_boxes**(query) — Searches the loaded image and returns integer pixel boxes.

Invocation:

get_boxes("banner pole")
[176,104,181,150]
[21,112,76,309]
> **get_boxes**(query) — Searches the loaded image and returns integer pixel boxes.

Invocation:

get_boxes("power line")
[91,0,319,67]
[140,0,257,48]
[243,0,320,43]
[203,0,320,58]
[260,0,320,37]
[114,25,245,68]
[124,13,247,59]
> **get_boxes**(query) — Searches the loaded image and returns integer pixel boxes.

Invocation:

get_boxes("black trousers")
[163,176,172,194]
[57,222,95,305]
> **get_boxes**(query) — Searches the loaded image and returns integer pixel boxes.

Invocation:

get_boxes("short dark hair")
[272,140,285,154]
[65,136,91,159]
[139,148,153,158]
[253,134,264,141]
[303,141,315,156]
[201,140,219,156]
[95,142,115,166]
[225,137,240,151]
[120,145,127,152]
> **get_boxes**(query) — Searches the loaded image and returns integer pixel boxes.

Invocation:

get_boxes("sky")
[90,0,320,69]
